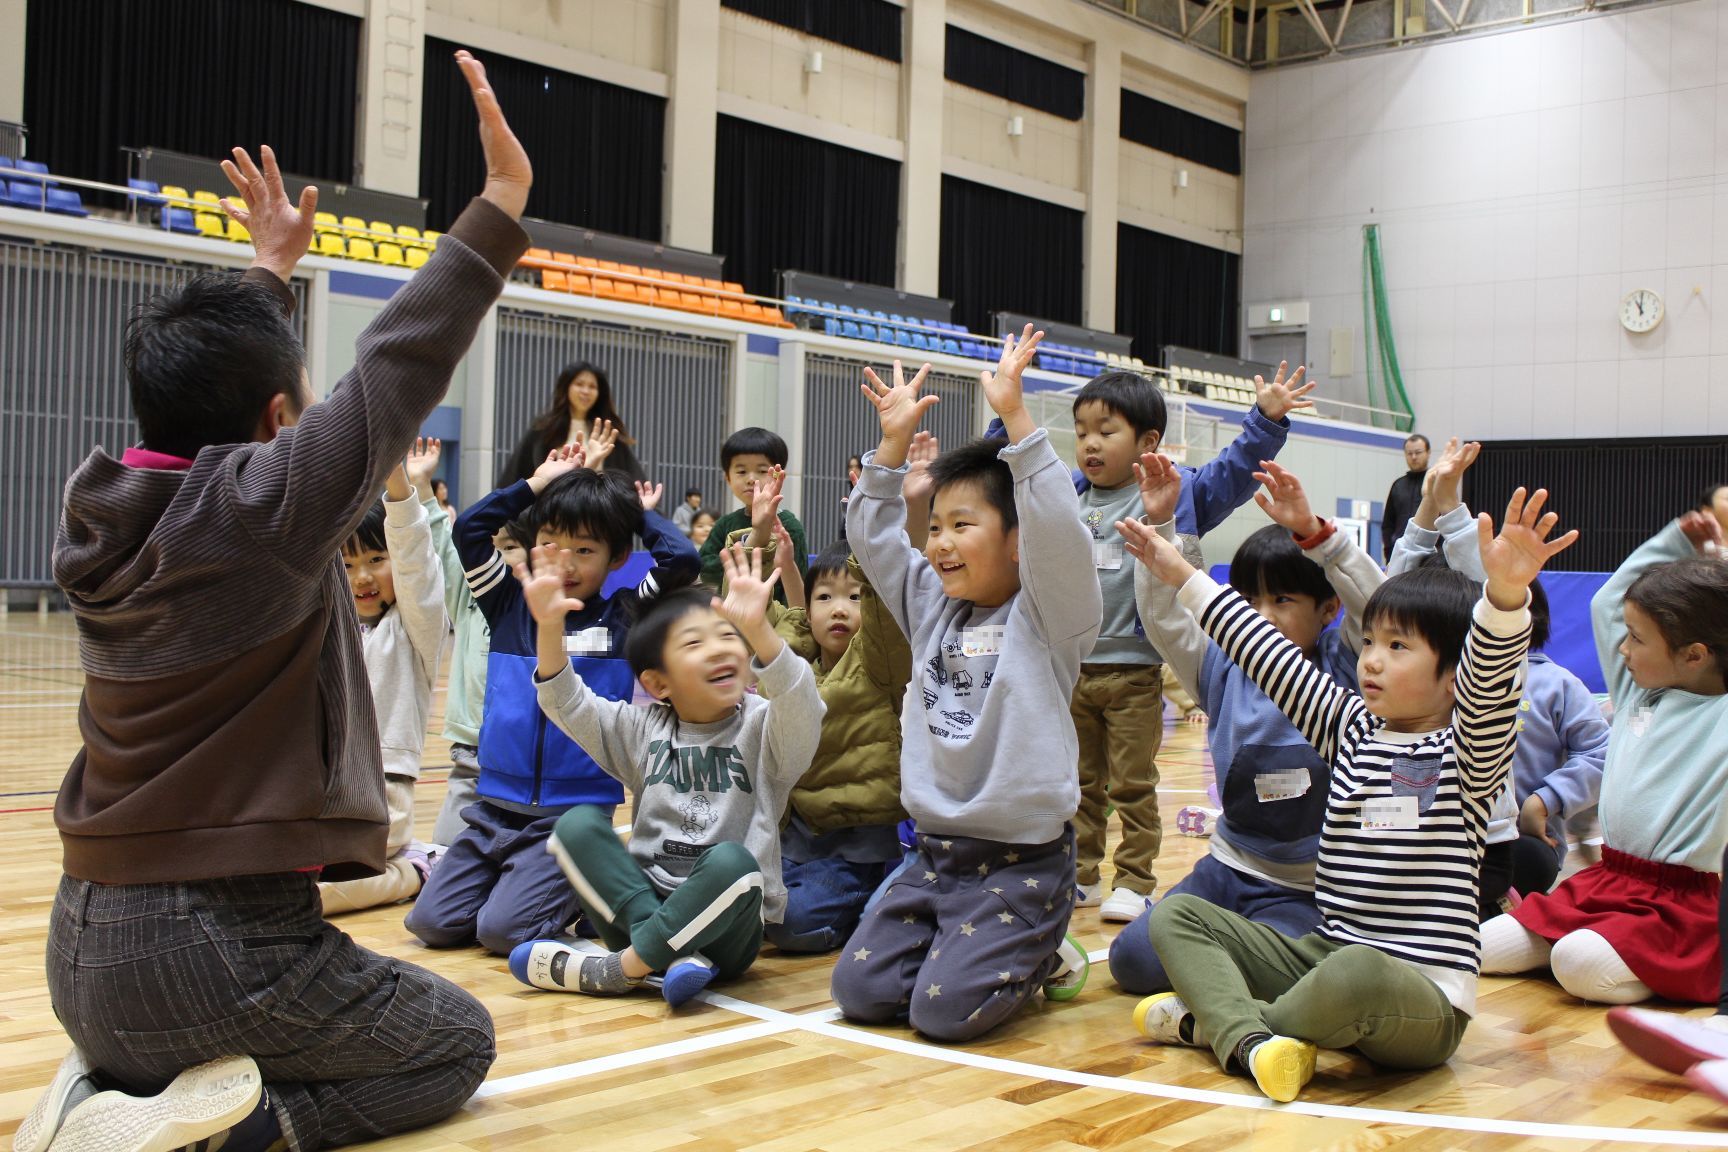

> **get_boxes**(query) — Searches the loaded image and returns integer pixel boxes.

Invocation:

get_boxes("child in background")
[1110,458,1382,995]
[406,445,700,954]
[690,510,717,548]
[510,546,823,1005]
[672,487,704,536]
[1068,363,1314,922]
[1391,438,1608,916]
[1481,511,1728,1004]
[319,443,449,914]
[831,329,1101,1043]
[699,427,807,601]
[1123,487,1575,1102]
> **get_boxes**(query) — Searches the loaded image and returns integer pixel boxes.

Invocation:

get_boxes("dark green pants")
[550,805,764,975]
[1148,893,1468,1073]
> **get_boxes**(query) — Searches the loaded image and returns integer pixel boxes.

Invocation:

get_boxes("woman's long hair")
[530,361,634,458]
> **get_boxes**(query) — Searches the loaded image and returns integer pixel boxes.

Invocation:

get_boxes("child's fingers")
[1502,486,1529,526]
[1522,488,1550,525]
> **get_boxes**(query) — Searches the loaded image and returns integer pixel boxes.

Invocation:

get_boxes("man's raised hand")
[455,50,532,220]
[219,145,316,284]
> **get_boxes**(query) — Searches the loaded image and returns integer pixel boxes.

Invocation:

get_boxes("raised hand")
[219,145,316,283]
[751,465,786,536]
[1680,509,1724,558]
[714,543,782,653]
[861,361,938,465]
[1117,517,1199,588]
[636,480,664,513]
[1254,362,1316,423]
[1428,437,1480,515]
[455,50,532,220]
[771,519,806,611]
[528,442,585,494]
[902,431,942,507]
[405,437,442,495]
[1134,451,1183,525]
[582,419,618,471]
[980,323,1044,443]
[1252,460,1321,538]
[513,543,584,623]
[1476,488,1579,610]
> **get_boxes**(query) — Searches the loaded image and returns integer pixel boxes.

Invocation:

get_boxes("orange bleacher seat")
[542,269,568,291]
[405,247,429,269]
[742,304,767,323]
[722,281,745,295]
[614,282,644,304]
[525,247,553,263]
[576,256,598,269]
[702,277,723,289]
[662,271,685,284]
[550,251,575,266]
[592,277,618,299]
[720,299,747,319]
[570,273,593,294]
[598,260,621,273]
[676,291,703,312]
[761,306,787,327]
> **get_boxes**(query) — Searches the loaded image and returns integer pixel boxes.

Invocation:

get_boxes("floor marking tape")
[473,1017,797,1098]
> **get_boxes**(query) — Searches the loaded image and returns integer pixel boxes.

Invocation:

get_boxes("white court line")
[473,1017,798,1098]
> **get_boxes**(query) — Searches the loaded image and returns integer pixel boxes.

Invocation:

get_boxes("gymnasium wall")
[1244,0,1728,441]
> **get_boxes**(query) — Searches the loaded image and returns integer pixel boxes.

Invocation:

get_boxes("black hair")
[1228,525,1336,604]
[1361,566,1478,675]
[125,271,306,459]
[625,587,719,679]
[498,510,535,554]
[1528,577,1551,650]
[925,438,1017,532]
[721,426,789,470]
[343,500,388,555]
[1071,371,1168,441]
[684,487,703,499]
[531,469,641,558]
[530,361,631,460]
[807,542,855,592]
[1700,484,1727,511]
[1405,433,1431,450]
[1625,558,1728,673]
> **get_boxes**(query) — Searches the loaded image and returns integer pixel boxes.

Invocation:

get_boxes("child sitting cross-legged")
[1119,486,1577,1102]
[829,326,1102,1044]
[509,544,823,1004]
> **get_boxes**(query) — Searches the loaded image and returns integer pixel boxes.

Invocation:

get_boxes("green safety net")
[1361,224,1415,432]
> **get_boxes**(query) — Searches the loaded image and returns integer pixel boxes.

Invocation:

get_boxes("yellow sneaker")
[1248,1035,1316,1102]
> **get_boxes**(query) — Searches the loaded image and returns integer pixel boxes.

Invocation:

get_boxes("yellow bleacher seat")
[423,230,441,247]
[377,242,405,267]
[348,238,378,262]
[341,216,367,234]
[314,211,341,234]
[369,220,394,239]
[405,247,429,269]
[317,233,346,259]
[160,185,191,207]
[226,218,250,243]
[194,214,225,239]
[193,190,222,209]
[395,224,422,243]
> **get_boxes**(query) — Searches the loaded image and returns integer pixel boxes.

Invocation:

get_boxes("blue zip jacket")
[455,480,699,811]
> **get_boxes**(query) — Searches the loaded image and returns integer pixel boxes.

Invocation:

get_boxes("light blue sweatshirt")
[1592,521,1728,872]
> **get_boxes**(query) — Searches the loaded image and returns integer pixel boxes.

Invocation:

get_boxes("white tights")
[1479,915,1652,1004]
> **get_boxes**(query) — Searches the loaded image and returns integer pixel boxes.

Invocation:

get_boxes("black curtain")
[24,0,358,192]
[939,175,1083,336]
[421,37,664,237]
[944,26,1084,121]
[1115,222,1240,362]
[1121,89,1241,176]
[713,116,899,296]
[1464,438,1728,572]
[722,0,903,62]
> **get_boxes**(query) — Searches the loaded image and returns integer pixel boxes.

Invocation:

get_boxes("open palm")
[1135,452,1181,524]
[1477,488,1578,592]
[861,360,938,444]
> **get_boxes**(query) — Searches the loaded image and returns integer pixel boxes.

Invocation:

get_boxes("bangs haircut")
[721,426,788,470]
[807,542,855,592]
[1361,566,1479,675]
[343,500,388,556]
[926,438,1016,531]
[1072,371,1168,440]
[532,469,641,558]
[1228,525,1334,603]
[625,587,720,679]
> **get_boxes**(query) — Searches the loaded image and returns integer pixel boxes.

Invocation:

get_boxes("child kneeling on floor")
[510,544,824,1005]
[1118,486,1576,1102]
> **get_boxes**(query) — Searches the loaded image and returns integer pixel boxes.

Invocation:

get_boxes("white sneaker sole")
[12,1047,93,1152]
[44,1056,262,1152]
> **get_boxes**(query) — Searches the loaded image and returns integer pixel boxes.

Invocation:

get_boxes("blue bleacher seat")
[911,334,930,351]
[838,303,857,316]
[127,178,165,205]
[44,188,88,217]
[841,320,861,339]
[942,339,961,355]
[896,329,915,348]
[860,323,878,342]
[873,310,888,320]
[161,207,200,234]
[824,317,841,336]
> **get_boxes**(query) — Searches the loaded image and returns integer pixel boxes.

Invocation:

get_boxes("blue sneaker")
[661,953,716,1008]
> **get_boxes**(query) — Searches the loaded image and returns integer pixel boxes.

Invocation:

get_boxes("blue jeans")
[1108,852,1322,995]
[764,854,887,953]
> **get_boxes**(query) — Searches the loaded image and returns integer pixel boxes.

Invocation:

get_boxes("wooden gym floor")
[1,611,1725,1151]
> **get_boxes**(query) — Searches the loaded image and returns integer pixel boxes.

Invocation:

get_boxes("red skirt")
[1512,847,1721,1004]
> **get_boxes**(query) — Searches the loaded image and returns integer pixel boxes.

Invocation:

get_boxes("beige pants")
[319,775,422,916]
[1071,664,1165,892]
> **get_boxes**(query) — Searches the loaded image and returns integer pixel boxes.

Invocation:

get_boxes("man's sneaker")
[1100,888,1153,923]
[662,954,717,1008]
[1132,992,1203,1046]
[1042,934,1090,1002]
[1248,1036,1317,1102]
[1687,1058,1728,1107]
[1175,806,1219,837]
[43,1055,262,1152]
[13,1046,99,1152]
[1074,883,1102,908]
[1607,1006,1728,1076]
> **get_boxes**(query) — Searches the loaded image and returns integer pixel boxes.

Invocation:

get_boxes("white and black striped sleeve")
[1451,595,1532,799]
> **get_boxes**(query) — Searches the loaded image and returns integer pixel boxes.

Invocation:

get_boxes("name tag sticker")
[565,627,611,655]
[1093,538,1125,570]
[1254,770,1309,803]
[1362,795,1420,831]
[961,625,1004,659]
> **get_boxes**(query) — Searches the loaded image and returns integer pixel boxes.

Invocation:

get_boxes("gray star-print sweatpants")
[830,825,1076,1042]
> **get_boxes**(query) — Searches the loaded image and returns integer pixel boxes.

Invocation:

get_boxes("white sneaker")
[1132,992,1203,1046]
[13,1046,99,1152]
[1074,882,1102,908]
[1100,887,1153,923]
[43,1055,262,1152]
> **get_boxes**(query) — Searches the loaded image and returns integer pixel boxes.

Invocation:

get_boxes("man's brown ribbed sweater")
[52,198,529,884]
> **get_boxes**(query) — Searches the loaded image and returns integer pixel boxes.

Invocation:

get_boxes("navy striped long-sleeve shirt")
[1178,571,1531,1016]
